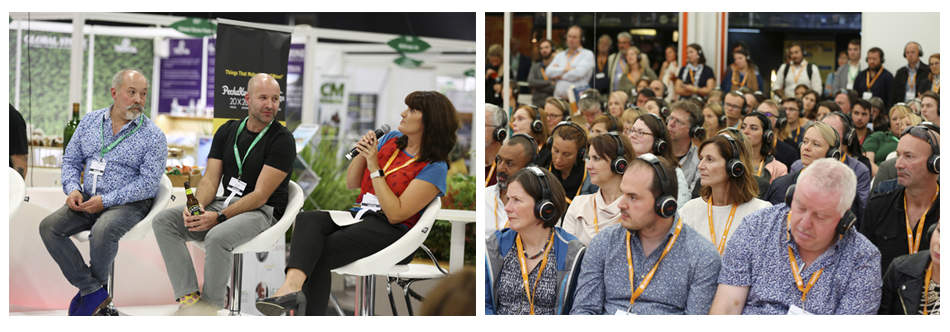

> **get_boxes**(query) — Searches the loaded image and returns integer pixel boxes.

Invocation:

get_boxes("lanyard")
[867,66,884,89]
[787,245,824,302]
[515,231,555,315]
[493,194,509,230]
[486,159,496,183]
[233,117,273,178]
[381,149,416,177]
[923,262,934,315]
[909,69,918,89]
[540,67,549,81]
[597,56,606,72]
[626,70,640,84]
[564,49,579,72]
[903,184,939,254]
[626,218,683,306]
[551,161,587,204]
[934,77,940,93]
[791,63,805,84]
[755,159,765,177]
[688,69,696,85]
[100,114,144,159]
[592,193,600,233]
[849,64,859,82]
[732,69,749,88]
[707,201,739,255]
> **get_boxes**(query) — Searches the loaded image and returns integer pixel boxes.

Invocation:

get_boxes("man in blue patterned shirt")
[570,154,721,315]
[710,158,882,315]
[39,69,168,316]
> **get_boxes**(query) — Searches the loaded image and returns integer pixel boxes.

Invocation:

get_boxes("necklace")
[523,229,554,259]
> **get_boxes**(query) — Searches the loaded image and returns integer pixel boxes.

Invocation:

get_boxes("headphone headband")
[525,166,557,221]
[637,153,677,218]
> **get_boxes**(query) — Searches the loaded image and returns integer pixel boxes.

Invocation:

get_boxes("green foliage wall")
[92,36,153,114]
[10,31,89,135]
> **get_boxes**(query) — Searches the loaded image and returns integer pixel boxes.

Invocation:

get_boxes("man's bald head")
[248,73,280,95]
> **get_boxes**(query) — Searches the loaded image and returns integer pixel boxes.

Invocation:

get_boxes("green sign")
[464,69,475,77]
[170,18,217,37]
[387,35,430,54]
[394,55,423,69]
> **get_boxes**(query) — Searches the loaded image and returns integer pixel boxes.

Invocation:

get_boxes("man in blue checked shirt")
[39,69,167,316]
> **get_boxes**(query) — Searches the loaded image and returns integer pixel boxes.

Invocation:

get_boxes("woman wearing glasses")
[625,113,690,207]
[543,97,571,135]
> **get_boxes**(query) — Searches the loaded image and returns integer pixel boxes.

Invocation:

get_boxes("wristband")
[370,169,384,179]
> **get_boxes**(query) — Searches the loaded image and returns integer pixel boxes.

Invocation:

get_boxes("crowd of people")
[485,26,940,315]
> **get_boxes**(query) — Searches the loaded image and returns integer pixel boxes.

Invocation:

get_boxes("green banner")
[11,31,90,135]
[387,35,430,54]
[464,69,475,77]
[92,36,154,115]
[394,55,423,69]
[170,18,217,38]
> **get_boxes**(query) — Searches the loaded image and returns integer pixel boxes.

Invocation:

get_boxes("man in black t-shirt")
[153,73,296,315]
[10,104,29,178]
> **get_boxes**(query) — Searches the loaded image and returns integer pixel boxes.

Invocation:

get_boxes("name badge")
[90,160,107,175]
[595,72,606,79]
[846,82,854,90]
[906,90,916,103]
[862,91,873,100]
[787,305,813,315]
[614,309,635,315]
[228,177,247,196]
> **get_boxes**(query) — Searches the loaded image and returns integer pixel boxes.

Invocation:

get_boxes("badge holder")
[223,177,246,208]
[89,159,107,195]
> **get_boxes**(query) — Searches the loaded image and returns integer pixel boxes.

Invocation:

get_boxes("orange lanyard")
[549,161,587,204]
[626,70,640,84]
[626,218,683,306]
[909,69,918,89]
[564,49,579,72]
[732,68,749,88]
[934,77,940,93]
[755,159,765,177]
[923,262,933,315]
[515,231,555,315]
[787,246,824,302]
[493,194,509,231]
[597,56,606,72]
[903,184,938,254]
[791,63,805,84]
[707,201,739,255]
[688,69,696,85]
[381,150,415,177]
[486,159,496,184]
[867,66,884,88]
[592,194,600,234]
[540,67,549,81]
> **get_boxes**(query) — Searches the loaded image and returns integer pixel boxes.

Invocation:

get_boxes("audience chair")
[9,168,27,218]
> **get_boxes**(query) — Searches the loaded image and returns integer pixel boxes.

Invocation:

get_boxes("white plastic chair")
[9,168,27,218]
[330,197,441,316]
[71,174,173,315]
[193,180,304,316]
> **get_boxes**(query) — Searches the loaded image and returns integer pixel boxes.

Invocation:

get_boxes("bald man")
[153,73,296,315]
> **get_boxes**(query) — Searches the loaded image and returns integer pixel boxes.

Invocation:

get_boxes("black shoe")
[256,292,307,316]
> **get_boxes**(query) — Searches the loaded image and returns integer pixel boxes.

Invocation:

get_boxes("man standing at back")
[608,32,632,92]
[773,43,822,99]
[855,47,895,109]
[833,39,864,92]
[892,42,930,104]
[528,39,556,107]
[152,73,296,315]
[546,25,595,102]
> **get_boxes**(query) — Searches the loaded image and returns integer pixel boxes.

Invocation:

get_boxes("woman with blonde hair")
[607,91,628,117]
[620,107,643,134]
[864,105,914,171]
[617,46,658,100]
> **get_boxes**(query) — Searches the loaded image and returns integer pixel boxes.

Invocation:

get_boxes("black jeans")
[287,210,408,315]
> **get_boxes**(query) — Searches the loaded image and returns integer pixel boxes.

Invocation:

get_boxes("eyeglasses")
[625,128,654,138]
[902,125,938,146]
[667,116,687,128]
[546,113,562,120]
[724,103,742,110]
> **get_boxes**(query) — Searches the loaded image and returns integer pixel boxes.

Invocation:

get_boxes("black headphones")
[824,123,843,160]
[528,105,544,133]
[714,104,728,127]
[785,97,804,118]
[642,112,669,156]
[773,106,788,131]
[728,91,749,115]
[747,111,775,146]
[525,166,557,221]
[901,124,940,174]
[580,91,606,113]
[682,107,706,139]
[509,133,539,166]
[904,41,924,58]
[867,48,885,64]
[638,153,677,218]
[720,133,746,178]
[653,98,671,118]
[784,184,857,235]
[553,97,571,121]
[601,112,621,133]
[606,132,628,174]
[827,111,856,147]
[492,108,508,142]
[547,121,588,158]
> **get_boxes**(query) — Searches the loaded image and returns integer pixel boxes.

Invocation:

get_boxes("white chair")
[382,244,448,315]
[331,197,441,316]
[193,180,304,316]
[71,174,173,315]
[9,168,27,218]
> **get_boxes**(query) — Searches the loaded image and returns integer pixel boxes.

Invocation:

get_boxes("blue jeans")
[38,192,152,296]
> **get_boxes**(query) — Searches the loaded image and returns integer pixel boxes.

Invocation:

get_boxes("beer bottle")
[184,181,202,216]
[63,103,81,153]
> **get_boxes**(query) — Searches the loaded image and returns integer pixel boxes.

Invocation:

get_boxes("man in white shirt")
[608,32,632,92]
[833,39,864,92]
[484,134,537,237]
[773,43,822,98]
[546,25,595,101]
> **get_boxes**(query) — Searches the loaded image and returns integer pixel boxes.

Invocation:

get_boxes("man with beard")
[855,47,895,109]
[528,39,557,107]
[773,43,823,99]
[546,25,595,101]
[38,69,167,316]
[852,99,873,145]
[608,32,633,92]
[484,134,537,236]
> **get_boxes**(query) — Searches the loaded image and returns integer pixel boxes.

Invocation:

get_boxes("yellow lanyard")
[791,63,805,84]
[381,149,415,177]
[934,77,940,93]
[707,201,739,255]
[564,49,579,72]
[732,68,749,88]
[486,159,496,184]
[592,194,600,234]
[755,159,765,177]
[540,67,549,81]
[867,66,884,88]
[493,194,509,230]
[909,70,918,89]
[923,262,933,315]
[626,218,683,306]
[785,214,823,302]
[903,184,939,255]
[515,231,555,315]
[688,69,696,85]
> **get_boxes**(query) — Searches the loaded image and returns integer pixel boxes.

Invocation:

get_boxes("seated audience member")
[637,79,653,94]
[626,113,691,208]
[702,103,726,140]
[643,97,669,120]
[421,267,476,316]
[485,134,538,237]
[741,112,789,184]
[570,154,721,315]
[744,89,766,113]
[709,158,882,315]
[618,46,658,101]
[649,79,668,103]
[865,105,915,175]
[578,89,605,130]
[871,121,939,194]
[880,223,941,315]
[485,167,585,315]
[764,123,843,206]
[834,88,857,114]
[620,107,643,134]
[722,91,747,129]
[869,96,887,130]
[485,104,507,187]
[706,89,724,105]
[851,99,874,146]
[588,114,621,138]
[681,134,772,255]
[675,44,716,100]
[511,105,551,166]
[721,48,763,93]
[855,47,894,109]
[607,91,628,117]
[815,100,839,120]
[545,121,596,203]
[782,97,812,147]
[919,92,939,127]
[562,133,636,245]
[710,129,773,201]
[860,124,940,274]
[754,100,799,169]
[916,53,939,96]
[635,89,657,109]
[684,98,708,148]
[802,89,821,121]
[543,97,571,136]
[666,100,703,194]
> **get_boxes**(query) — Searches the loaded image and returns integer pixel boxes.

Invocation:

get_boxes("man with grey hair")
[484,134,537,237]
[39,69,167,315]
[152,73,296,315]
[485,104,506,187]
[608,32,633,92]
[578,88,603,129]
[710,158,882,315]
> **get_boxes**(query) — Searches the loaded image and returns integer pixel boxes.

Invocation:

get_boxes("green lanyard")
[100,113,144,159]
[233,117,273,179]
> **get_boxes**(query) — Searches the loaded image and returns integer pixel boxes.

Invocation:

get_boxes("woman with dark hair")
[721,48,763,93]
[880,223,941,315]
[802,89,821,121]
[544,122,596,203]
[625,112,690,207]
[815,100,840,120]
[660,45,680,102]
[675,44,716,100]
[511,105,552,166]
[561,133,636,245]
[255,91,460,316]
[486,167,585,315]
[681,134,771,255]
[740,112,788,184]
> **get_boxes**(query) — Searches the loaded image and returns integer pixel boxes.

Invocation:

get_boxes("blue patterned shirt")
[718,204,882,315]
[570,213,722,315]
[62,105,167,208]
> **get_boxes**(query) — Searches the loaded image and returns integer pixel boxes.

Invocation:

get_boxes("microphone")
[345,124,391,160]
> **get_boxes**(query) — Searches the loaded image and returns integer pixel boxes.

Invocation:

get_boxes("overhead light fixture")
[628,29,657,36]
[673,31,679,42]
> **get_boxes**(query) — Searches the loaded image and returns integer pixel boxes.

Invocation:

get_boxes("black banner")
[213,22,291,124]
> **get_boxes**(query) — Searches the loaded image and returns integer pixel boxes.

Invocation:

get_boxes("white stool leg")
[228,253,243,316]
[354,275,376,316]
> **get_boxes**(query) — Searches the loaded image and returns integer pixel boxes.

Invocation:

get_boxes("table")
[435,209,476,273]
